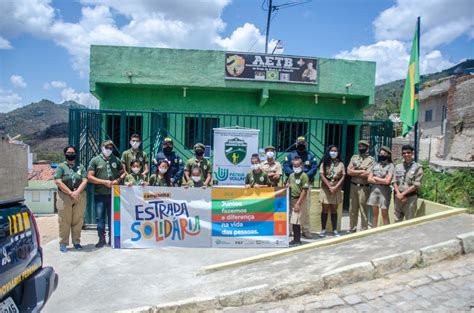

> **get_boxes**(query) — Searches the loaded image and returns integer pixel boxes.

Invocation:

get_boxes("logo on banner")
[226,55,245,77]
[214,167,229,181]
[225,138,247,165]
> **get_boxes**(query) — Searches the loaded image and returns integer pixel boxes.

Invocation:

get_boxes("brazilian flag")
[401,18,420,136]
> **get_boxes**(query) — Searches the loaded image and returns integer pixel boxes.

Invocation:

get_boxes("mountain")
[0,99,85,161]
[367,59,474,119]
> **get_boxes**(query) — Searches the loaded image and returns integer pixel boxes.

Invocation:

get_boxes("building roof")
[28,164,55,181]
[25,180,57,190]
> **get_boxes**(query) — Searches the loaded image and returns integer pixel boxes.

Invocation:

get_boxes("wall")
[0,138,28,204]
[419,94,447,136]
[24,189,56,214]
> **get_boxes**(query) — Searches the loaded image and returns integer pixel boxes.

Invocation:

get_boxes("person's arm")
[334,166,346,191]
[183,160,191,182]
[319,164,331,189]
[347,162,365,176]
[294,188,307,212]
[174,157,185,183]
[87,170,112,188]
[71,178,88,199]
[282,155,293,176]
[204,172,212,186]
[55,179,73,195]
[360,157,375,178]
[306,155,318,179]
[142,153,149,176]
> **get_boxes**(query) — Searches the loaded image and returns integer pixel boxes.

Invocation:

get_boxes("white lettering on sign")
[252,56,265,66]
[284,58,293,68]
[265,57,274,66]
[274,57,284,67]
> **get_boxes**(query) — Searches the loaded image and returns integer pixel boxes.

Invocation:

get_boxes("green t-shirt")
[184,158,212,180]
[245,170,270,186]
[186,179,204,188]
[54,161,86,191]
[124,173,146,186]
[288,172,310,199]
[88,154,121,195]
[148,174,169,187]
[121,148,148,174]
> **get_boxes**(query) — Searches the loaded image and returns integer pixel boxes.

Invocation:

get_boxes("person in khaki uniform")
[245,154,271,187]
[260,145,282,187]
[347,140,375,232]
[184,143,212,186]
[121,133,149,177]
[287,156,310,246]
[319,145,345,238]
[367,146,394,227]
[392,145,423,222]
[54,145,88,253]
[124,159,147,186]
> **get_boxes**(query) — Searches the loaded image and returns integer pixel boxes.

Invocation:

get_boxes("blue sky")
[0,0,473,112]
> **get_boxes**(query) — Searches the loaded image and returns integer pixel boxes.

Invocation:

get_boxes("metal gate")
[69,108,393,223]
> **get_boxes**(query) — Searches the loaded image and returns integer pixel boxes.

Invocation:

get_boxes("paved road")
[227,254,474,312]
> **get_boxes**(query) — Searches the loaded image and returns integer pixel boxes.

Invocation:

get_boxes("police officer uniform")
[283,136,317,238]
[184,143,212,184]
[392,160,423,221]
[260,145,282,187]
[367,146,394,210]
[152,138,184,186]
[348,140,375,231]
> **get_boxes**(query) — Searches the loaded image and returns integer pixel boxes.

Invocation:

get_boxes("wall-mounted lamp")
[182,87,188,98]
[345,83,352,88]
[314,94,318,104]
[342,96,346,104]
[126,71,133,83]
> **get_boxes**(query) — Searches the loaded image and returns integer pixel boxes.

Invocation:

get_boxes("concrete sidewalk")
[42,214,473,313]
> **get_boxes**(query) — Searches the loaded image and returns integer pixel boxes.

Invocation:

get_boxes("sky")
[0,0,473,113]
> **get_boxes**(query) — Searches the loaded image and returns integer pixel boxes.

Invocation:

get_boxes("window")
[31,191,40,202]
[185,117,219,149]
[425,109,433,122]
[275,121,308,151]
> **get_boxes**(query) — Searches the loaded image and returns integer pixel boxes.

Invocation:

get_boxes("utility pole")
[265,0,273,53]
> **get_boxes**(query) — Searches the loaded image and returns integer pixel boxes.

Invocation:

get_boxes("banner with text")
[213,128,259,186]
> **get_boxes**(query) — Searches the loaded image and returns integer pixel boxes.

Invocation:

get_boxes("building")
[25,163,57,214]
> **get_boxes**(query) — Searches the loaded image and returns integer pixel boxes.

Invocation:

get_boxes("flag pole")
[414,16,420,162]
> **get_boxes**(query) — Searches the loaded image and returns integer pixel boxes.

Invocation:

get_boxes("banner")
[225,52,318,84]
[211,187,289,248]
[213,128,259,185]
[111,186,212,248]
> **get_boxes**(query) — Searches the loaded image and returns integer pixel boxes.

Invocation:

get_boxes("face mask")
[130,141,141,149]
[293,167,302,174]
[158,167,168,174]
[195,149,204,157]
[359,147,368,154]
[163,146,173,154]
[296,144,306,152]
[266,151,275,159]
[131,167,141,174]
[102,147,113,157]
[192,176,201,182]
[329,151,338,159]
[378,155,388,162]
[65,154,76,161]
[251,164,260,171]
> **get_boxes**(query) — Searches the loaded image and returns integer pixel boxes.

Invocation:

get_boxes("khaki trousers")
[394,195,418,222]
[349,184,370,231]
[57,191,87,245]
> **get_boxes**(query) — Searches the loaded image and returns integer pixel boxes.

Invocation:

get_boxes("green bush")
[36,151,64,164]
[419,161,474,212]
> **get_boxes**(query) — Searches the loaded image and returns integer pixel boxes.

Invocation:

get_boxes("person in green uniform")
[184,143,212,186]
[245,154,270,187]
[148,159,171,187]
[124,159,147,186]
[287,156,310,246]
[392,145,423,222]
[87,140,123,248]
[121,133,149,177]
[54,145,88,253]
[367,146,394,227]
[185,166,206,188]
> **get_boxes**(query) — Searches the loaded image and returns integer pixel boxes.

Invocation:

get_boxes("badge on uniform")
[295,179,301,184]
[112,162,117,168]
[259,176,264,182]
[204,165,207,170]
[305,161,310,165]
[139,157,143,161]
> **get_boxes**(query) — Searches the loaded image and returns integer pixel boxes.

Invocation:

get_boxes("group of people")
[53,134,423,251]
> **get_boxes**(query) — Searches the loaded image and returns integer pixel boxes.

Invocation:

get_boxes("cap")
[296,136,306,143]
[264,145,276,151]
[162,137,173,144]
[101,140,114,147]
[380,146,392,155]
[194,143,205,150]
[358,140,370,147]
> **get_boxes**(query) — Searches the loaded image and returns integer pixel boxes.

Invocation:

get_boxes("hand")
[125,182,132,187]
[112,179,120,185]
[184,185,189,189]
[329,186,336,194]
[70,190,79,199]
[396,192,405,201]
[202,185,207,189]
[245,184,251,188]
[293,202,301,213]
[105,180,114,188]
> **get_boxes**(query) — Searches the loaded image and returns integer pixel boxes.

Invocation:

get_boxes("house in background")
[25,163,57,214]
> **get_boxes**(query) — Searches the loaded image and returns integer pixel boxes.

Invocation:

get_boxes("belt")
[351,182,370,187]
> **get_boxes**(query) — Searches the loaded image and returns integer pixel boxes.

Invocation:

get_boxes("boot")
[95,235,106,248]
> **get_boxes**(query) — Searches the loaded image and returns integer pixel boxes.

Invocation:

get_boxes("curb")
[118,230,474,313]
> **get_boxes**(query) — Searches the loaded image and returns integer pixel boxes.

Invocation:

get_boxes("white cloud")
[0,89,23,113]
[60,87,98,108]
[215,22,278,53]
[10,75,27,88]
[374,0,474,49]
[0,36,12,49]
[336,40,455,85]
[43,80,67,90]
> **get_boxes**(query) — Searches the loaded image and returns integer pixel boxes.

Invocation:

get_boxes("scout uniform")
[124,173,146,186]
[319,160,345,205]
[348,140,375,231]
[148,174,169,187]
[184,143,212,183]
[367,149,395,210]
[261,145,282,187]
[186,179,205,188]
[54,161,87,246]
[288,171,310,244]
[392,161,423,221]
[245,170,270,186]
[121,148,148,175]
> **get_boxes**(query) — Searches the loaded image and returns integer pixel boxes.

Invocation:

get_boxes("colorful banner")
[211,187,289,248]
[213,128,260,186]
[225,52,318,84]
[111,186,212,248]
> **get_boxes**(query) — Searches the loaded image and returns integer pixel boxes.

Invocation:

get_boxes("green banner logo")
[225,137,247,165]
